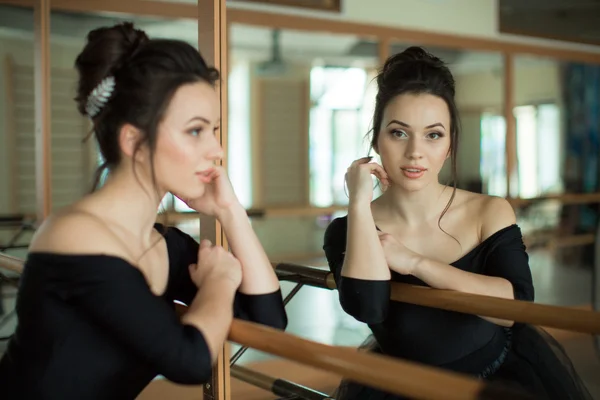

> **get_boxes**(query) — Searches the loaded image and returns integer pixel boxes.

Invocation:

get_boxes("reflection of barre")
[0,214,38,252]
[0,214,36,228]
[274,263,600,335]
[230,364,333,400]
[3,255,599,334]
[160,206,347,223]
[2,253,532,400]
[0,253,24,275]
[508,192,600,207]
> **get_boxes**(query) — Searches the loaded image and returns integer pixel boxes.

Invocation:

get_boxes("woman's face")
[153,81,223,200]
[376,93,451,192]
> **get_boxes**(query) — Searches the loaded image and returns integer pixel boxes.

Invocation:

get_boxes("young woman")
[324,46,591,400]
[0,22,287,399]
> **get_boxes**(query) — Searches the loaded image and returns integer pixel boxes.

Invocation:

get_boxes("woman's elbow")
[160,353,213,385]
[159,328,215,384]
[340,293,387,324]
[165,365,212,385]
[512,282,534,302]
[270,314,288,330]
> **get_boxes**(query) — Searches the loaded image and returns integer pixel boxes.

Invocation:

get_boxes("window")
[515,103,562,198]
[308,66,377,207]
[480,103,562,199]
[224,58,252,209]
[480,113,507,197]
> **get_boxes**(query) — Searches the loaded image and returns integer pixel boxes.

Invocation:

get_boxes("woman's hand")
[178,166,241,218]
[189,239,242,290]
[345,157,389,205]
[378,231,421,275]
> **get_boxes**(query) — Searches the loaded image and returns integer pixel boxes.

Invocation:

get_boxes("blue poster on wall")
[563,62,600,230]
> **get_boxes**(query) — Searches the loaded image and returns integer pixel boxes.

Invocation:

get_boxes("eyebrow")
[187,116,217,125]
[386,119,445,130]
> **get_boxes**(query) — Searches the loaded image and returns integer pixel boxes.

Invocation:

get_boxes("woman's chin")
[391,177,431,192]
[172,186,206,202]
[188,186,207,199]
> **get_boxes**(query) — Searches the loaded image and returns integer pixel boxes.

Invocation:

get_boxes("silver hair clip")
[86,76,116,118]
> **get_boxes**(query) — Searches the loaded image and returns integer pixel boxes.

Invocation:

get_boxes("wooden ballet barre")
[508,192,600,207]
[2,253,532,400]
[0,253,26,274]
[0,214,37,228]
[230,364,333,400]
[226,319,532,400]
[161,205,347,223]
[0,214,28,227]
[274,263,600,335]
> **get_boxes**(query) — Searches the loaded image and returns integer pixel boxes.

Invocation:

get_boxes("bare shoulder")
[476,195,517,240]
[445,188,487,215]
[445,190,515,240]
[29,207,128,257]
[449,188,482,208]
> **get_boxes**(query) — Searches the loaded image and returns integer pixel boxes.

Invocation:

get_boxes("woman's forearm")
[411,257,515,326]
[342,202,390,281]
[217,204,279,294]
[181,279,237,362]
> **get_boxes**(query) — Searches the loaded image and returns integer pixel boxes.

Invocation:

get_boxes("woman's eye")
[190,128,202,137]
[391,129,407,138]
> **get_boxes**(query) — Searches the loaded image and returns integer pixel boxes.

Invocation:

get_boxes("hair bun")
[377,46,455,98]
[75,22,149,116]
[86,22,149,73]
[395,46,434,62]
[381,46,446,80]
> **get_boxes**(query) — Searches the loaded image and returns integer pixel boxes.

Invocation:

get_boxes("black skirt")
[333,325,593,400]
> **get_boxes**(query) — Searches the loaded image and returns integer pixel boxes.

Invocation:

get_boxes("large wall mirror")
[229,23,379,259]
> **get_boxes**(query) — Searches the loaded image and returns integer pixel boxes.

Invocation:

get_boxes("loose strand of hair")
[438,157,461,248]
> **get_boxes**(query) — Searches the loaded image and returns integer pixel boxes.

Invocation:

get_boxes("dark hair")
[371,46,461,243]
[74,22,220,192]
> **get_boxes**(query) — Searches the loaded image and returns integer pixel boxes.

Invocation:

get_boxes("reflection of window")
[309,66,376,207]
[536,104,562,194]
[515,103,562,198]
[515,106,538,198]
[227,59,252,209]
[480,113,506,197]
[480,104,562,199]
[481,104,563,198]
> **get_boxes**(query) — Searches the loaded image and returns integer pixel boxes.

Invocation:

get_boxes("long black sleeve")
[323,217,390,324]
[164,225,287,330]
[69,259,213,384]
[483,225,534,302]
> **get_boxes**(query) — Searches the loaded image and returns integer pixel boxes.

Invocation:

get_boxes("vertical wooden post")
[504,53,517,199]
[34,0,52,220]
[197,0,230,399]
[378,37,390,65]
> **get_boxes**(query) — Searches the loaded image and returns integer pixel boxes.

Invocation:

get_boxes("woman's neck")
[375,182,452,228]
[82,167,164,243]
